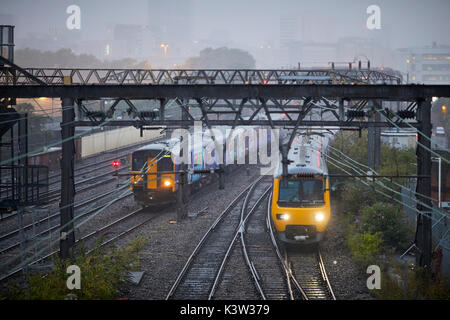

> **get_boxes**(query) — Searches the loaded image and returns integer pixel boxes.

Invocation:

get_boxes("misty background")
[1,0,450,77]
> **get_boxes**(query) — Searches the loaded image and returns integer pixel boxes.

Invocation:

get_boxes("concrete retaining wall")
[81,127,162,158]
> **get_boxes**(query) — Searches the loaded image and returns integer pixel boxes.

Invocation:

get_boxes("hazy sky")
[2,0,450,49]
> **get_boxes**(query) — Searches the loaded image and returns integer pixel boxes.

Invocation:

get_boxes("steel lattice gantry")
[1,64,450,268]
[0,66,402,85]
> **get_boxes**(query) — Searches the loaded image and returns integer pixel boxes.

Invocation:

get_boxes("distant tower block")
[0,25,14,63]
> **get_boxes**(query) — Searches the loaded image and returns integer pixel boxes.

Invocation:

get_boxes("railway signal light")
[112,160,120,180]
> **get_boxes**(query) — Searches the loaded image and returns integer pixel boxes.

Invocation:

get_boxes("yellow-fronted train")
[270,131,332,244]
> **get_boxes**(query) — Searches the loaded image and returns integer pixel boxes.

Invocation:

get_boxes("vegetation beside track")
[4,236,147,300]
[329,130,450,299]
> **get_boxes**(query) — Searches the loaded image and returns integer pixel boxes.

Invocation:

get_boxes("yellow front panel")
[271,178,331,233]
[130,154,175,192]
[147,158,157,189]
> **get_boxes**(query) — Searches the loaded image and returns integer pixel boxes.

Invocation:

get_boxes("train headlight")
[163,180,172,187]
[315,212,325,222]
[276,213,290,220]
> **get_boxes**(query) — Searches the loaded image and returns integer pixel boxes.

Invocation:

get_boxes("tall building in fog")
[112,24,147,58]
[279,13,300,48]
[148,0,193,54]
[396,43,450,84]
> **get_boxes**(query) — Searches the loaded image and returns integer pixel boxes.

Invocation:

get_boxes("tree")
[14,48,151,69]
[183,47,256,69]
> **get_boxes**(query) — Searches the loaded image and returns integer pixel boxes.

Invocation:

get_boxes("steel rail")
[266,192,308,300]
[165,176,263,300]
[0,192,132,254]
[0,151,170,256]
[0,169,124,226]
[0,130,166,222]
[241,186,299,300]
[208,184,271,300]
[0,204,156,282]
[45,131,167,181]
[317,249,336,300]
[285,248,336,300]
[237,186,272,299]
[0,151,172,282]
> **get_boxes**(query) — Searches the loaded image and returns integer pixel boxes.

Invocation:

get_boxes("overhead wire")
[376,108,450,164]
[307,139,448,223]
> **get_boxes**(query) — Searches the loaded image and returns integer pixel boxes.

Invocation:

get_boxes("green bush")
[8,236,147,300]
[347,229,383,267]
[409,266,450,299]
[340,184,374,216]
[360,202,410,251]
[375,266,450,300]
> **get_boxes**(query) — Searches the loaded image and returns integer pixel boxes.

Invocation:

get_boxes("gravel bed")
[319,202,374,300]
[117,166,261,299]
[117,169,374,300]
[212,240,259,300]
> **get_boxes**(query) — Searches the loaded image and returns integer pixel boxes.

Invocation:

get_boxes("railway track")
[240,188,290,300]
[0,136,165,222]
[0,138,168,245]
[0,203,161,282]
[285,247,336,300]
[42,166,127,204]
[0,159,247,284]
[0,190,132,255]
[166,175,271,300]
[266,193,336,300]
[166,177,337,300]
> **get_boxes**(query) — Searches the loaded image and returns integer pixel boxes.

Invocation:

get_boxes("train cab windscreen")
[158,156,173,172]
[278,179,324,206]
[132,151,147,171]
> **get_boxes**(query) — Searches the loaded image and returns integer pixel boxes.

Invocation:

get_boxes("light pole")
[432,157,442,208]
[160,43,168,56]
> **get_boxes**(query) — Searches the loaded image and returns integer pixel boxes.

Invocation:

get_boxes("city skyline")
[1,0,450,70]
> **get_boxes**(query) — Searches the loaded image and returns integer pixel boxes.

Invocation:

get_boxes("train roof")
[135,138,180,152]
[274,166,325,178]
[274,130,331,178]
[134,126,261,154]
